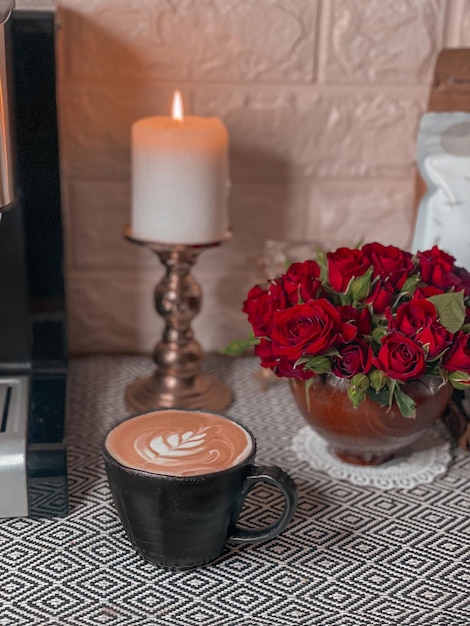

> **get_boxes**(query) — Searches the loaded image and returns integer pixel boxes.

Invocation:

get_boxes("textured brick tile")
[195,182,313,339]
[67,269,163,355]
[324,0,446,84]
[65,180,155,270]
[67,264,251,354]
[193,262,253,351]
[66,177,310,353]
[58,0,318,83]
[226,183,311,261]
[66,175,415,355]
[58,85,189,180]
[30,0,458,355]
[307,179,416,250]
[197,87,426,182]
[310,90,426,179]
[64,176,309,271]
[459,2,470,44]
[61,84,425,183]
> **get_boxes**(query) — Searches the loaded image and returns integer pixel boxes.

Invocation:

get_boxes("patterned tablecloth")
[1,355,469,626]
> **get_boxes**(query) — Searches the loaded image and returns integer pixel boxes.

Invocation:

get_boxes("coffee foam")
[105,410,253,477]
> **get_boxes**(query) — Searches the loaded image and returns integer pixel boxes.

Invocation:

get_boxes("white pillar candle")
[131,91,230,244]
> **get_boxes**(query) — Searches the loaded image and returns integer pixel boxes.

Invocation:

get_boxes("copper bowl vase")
[290,375,452,466]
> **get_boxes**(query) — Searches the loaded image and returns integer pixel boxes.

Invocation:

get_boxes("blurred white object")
[412,113,470,269]
[258,239,325,280]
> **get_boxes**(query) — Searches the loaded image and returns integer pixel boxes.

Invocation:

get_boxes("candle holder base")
[123,226,233,415]
[125,371,233,415]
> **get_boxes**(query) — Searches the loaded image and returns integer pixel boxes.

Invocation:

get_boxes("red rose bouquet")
[231,243,470,418]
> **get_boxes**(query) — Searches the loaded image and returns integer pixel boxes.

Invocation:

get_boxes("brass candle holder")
[124,225,233,414]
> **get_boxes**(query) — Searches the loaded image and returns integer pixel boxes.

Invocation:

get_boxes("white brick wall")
[16,0,467,355]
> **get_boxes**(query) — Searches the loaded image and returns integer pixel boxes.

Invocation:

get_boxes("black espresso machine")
[0,3,68,517]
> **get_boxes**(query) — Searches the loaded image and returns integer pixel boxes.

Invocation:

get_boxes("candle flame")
[171,90,184,122]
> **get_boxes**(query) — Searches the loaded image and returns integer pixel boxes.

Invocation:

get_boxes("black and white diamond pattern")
[0,355,469,625]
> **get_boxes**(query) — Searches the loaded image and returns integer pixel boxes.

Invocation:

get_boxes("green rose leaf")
[386,378,397,410]
[372,326,387,344]
[348,385,366,408]
[401,274,421,294]
[299,354,331,375]
[349,267,374,302]
[368,386,391,407]
[347,373,369,408]
[221,337,259,356]
[428,291,465,333]
[448,370,470,390]
[393,385,416,418]
[350,373,369,392]
[369,369,386,392]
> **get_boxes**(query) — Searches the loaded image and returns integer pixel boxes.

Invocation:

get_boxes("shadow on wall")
[57,8,169,355]
[58,7,295,353]
[228,143,295,260]
[207,143,294,347]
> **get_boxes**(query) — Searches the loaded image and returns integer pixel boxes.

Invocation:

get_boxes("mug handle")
[229,465,298,544]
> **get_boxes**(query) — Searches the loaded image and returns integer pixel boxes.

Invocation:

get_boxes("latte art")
[106,410,253,477]
[134,427,218,467]
[140,429,210,459]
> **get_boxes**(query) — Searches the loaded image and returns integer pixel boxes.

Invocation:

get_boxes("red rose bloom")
[271,299,357,361]
[454,266,470,298]
[331,341,373,378]
[281,260,321,305]
[414,285,445,299]
[242,280,287,337]
[327,247,371,293]
[387,297,452,359]
[418,246,459,289]
[389,298,438,337]
[442,331,470,374]
[366,279,395,314]
[276,357,315,380]
[372,333,426,381]
[254,338,278,369]
[338,305,372,335]
[415,323,453,360]
[362,242,414,289]
[238,241,470,416]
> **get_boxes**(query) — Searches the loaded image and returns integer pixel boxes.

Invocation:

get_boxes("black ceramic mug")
[103,409,297,570]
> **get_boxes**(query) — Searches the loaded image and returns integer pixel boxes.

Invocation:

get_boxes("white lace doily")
[292,425,453,490]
